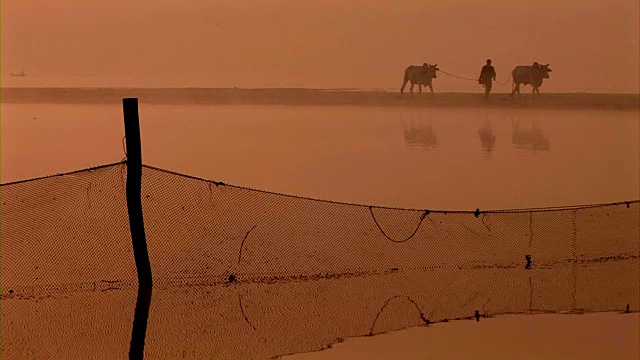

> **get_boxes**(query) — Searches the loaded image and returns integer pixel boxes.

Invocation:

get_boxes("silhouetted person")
[478,59,496,98]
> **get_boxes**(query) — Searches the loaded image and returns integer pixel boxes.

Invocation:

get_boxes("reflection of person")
[478,59,496,98]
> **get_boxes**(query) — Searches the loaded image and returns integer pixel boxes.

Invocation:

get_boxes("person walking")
[478,59,497,98]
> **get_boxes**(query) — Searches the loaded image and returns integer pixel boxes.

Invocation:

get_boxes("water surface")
[2,104,638,209]
[1,102,638,359]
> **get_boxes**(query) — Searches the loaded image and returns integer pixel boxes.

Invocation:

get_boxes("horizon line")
[1,87,639,95]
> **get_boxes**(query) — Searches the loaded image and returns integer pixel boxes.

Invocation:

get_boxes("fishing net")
[1,163,137,293]
[2,162,638,359]
[139,164,638,287]
[1,162,638,293]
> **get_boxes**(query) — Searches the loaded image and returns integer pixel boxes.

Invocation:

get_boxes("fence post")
[123,98,153,288]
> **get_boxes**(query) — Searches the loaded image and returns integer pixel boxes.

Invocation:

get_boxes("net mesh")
[1,163,138,293]
[2,162,639,358]
[1,162,638,293]
[138,165,640,285]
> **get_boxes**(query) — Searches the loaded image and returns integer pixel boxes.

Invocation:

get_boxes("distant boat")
[10,71,27,77]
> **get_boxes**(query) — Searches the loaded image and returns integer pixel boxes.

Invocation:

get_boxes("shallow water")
[1,103,638,209]
[284,313,640,360]
[1,102,639,359]
[3,263,638,359]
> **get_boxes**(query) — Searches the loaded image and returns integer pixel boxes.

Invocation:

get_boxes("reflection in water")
[368,295,429,336]
[2,104,637,210]
[2,258,638,359]
[129,288,152,360]
[478,121,496,153]
[402,120,438,150]
[512,119,550,151]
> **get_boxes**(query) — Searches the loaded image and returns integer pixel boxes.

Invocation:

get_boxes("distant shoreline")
[1,87,638,111]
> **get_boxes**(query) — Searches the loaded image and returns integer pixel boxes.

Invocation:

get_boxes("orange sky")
[1,0,638,92]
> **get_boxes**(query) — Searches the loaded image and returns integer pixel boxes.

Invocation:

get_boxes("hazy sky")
[2,0,639,92]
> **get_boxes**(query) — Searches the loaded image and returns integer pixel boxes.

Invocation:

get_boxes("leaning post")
[123,98,153,288]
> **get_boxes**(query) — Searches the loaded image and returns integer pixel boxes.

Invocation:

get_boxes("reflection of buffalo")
[512,120,550,151]
[511,63,552,97]
[478,122,496,153]
[400,63,439,95]
[402,121,438,150]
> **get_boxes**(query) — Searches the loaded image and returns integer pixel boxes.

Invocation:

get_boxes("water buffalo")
[401,63,439,95]
[511,63,552,97]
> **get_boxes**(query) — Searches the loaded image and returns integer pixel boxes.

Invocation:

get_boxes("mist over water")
[2,1,639,92]
[2,1,639,358]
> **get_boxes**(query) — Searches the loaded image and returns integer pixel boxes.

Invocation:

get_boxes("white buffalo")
[511,63,552,97]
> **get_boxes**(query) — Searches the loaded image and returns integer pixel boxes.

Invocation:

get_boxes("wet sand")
[2,87,639,111]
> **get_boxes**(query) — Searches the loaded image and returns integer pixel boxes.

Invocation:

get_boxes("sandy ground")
[1,88,638,111]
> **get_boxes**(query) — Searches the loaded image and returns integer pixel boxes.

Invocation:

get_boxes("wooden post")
[123,98,153,288]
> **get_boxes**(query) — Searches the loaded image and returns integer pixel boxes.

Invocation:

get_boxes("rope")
[369,295,429,336]
[369,206,430,243]
[237,224,257,264]
[121,136,128,163]
[438,69,512,86]
[437,69,478,81]
[238,293,257,331]
[143,163,640,214]
[495,74,512,86]
[529,212,533,247]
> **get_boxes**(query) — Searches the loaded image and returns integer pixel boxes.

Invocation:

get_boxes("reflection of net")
[1,163,638,293]
[2,261,638,359]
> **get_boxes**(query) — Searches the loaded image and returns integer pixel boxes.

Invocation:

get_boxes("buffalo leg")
[400,77,409,95]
